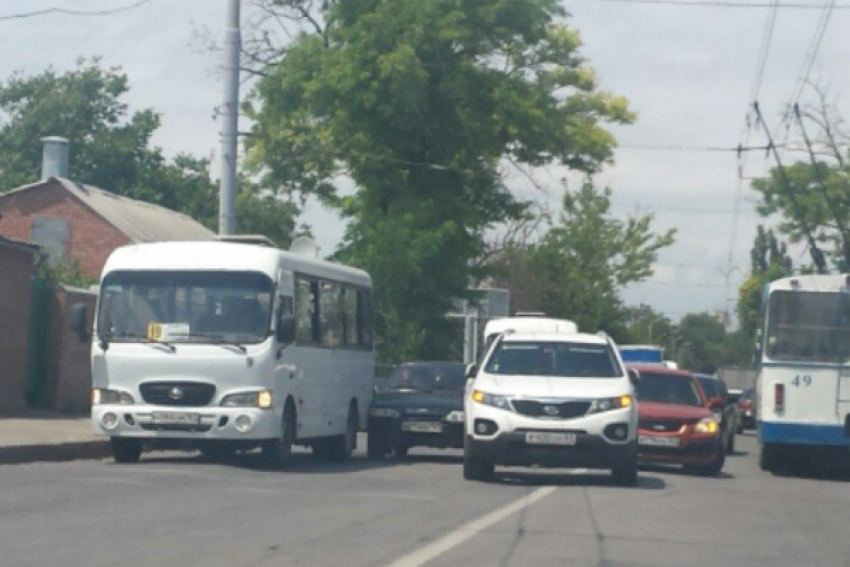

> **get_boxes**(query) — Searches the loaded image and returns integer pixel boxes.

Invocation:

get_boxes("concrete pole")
[219,0,241,235]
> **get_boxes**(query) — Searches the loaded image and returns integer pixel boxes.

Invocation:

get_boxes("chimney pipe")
[41,136,70,179]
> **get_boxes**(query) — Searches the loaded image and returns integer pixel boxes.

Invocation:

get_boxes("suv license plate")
[402,421,443,433]
[525,432,577,446]
[152,412,201,425]
[639,435,680,447]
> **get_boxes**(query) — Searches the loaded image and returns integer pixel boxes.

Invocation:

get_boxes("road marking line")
[385,486,557,567]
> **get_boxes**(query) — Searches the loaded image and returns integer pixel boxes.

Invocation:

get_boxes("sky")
[1,0,848,322]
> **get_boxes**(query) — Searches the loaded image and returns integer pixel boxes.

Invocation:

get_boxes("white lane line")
[385,486,557,567]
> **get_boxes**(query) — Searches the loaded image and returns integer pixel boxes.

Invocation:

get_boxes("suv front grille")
[512,400,591,419]
[139,382,216,407]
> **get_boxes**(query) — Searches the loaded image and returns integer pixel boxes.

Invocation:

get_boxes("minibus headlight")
[221,391,272,409]
[472,390,511,411]
[92,388,134,405]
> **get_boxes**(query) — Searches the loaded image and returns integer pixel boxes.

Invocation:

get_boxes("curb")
[0,441,111,466]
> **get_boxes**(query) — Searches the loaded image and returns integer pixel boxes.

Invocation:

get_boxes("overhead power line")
[592,0,850,8]
[618,143,782,152]
[0,0,152,22]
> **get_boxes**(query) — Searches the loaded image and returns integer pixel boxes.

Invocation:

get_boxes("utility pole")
[219,0,241,235]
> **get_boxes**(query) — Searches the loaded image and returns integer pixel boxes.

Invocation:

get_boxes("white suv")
[463,331,640,485]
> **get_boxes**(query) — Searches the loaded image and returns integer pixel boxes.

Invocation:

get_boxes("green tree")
[623,303,673,346]
[247,0,634,361]
[0,60,297,246]
[676,312,727,374]
[490,182,675,340]
[737,226,793,341]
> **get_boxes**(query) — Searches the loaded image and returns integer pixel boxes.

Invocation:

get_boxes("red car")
[629,365,726,476]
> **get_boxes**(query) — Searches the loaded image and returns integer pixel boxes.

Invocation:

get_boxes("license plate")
[402,421,443,433]
[152,412,200,425]
[525,432,577,446]
[639,435,680,447]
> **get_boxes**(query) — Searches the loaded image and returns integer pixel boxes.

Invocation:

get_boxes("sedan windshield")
[635,372,703,407]
[384,363,466,391]
[484,341,622,378]
[697,377,721,399]
[97,270,274,344]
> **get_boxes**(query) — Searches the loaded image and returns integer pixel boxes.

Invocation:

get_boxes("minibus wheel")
[111,438,142,464]
[262,403,295,468]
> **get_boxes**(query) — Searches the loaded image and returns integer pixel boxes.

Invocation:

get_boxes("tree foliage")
[751,86,850,272]
[737,226,793,341]
[246,0,634,361]
[489,182,675,340]
[0,60,298,246]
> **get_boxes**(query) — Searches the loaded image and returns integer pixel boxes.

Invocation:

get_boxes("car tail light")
[775,384,785,412]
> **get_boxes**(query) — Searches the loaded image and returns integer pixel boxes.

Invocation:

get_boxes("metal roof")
[1,177,215,243]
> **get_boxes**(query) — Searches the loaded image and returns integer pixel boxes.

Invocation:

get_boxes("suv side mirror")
[465,363,478,379]
[276,315,296,345]
[70,303,89,342]
[627,368,641,386]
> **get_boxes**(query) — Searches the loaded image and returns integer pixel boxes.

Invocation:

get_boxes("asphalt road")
[2,433,849,567]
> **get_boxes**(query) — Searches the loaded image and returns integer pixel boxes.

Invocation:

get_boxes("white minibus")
[72,238,374,466]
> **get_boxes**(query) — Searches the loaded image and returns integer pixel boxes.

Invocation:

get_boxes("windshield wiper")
[169,332,248,354]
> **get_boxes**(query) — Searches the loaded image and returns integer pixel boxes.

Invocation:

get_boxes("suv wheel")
[611,459,639,487]
[463,436,494,481]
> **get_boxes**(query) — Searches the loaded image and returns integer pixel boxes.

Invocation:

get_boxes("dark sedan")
[694,374,739,454]
[367,362,467,459]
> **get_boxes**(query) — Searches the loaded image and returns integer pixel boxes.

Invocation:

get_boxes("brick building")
[0,236,42,413]
[0,177,215,280]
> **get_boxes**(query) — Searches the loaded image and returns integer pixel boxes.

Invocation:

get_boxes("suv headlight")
[694,417,719,434]
[92,388,134,405]
[221,390,273,409]
[370,407,400,418]
[588,395,632,414]
[472,390,511,411]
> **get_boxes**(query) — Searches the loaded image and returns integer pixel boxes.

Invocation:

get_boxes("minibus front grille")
[139,382,216,407]
[512,400,591,419]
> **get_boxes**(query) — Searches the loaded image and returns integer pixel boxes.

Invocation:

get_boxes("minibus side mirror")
[628,368,641,386]
[70,303,89,342]
[276,315,296,345]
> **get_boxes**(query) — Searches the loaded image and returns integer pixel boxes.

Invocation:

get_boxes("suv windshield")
[97,270,274,344]
[384,363,466,391]
[484,341,622,378]
[635,372,703,407]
